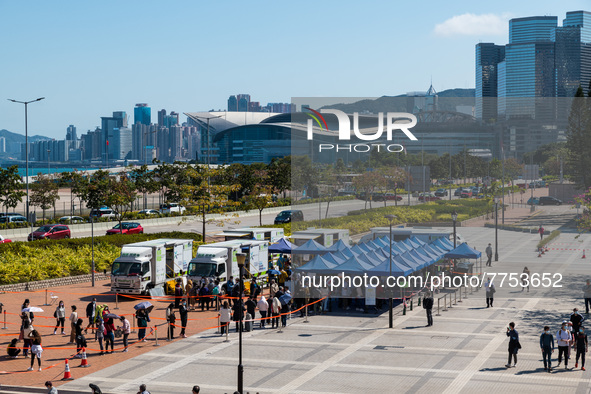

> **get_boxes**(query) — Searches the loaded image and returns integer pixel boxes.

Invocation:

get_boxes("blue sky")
[0,0,587,139]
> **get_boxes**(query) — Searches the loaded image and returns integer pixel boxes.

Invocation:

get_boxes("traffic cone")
[61,359,74,380]
[583,250,586,259]
[79,347,90,368]
[538,249,542,258]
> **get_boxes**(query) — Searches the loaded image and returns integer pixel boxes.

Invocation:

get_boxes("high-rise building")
[228,95,238,112]
[158,109,167,127]
[101,111,127,163]
[66,125,77,141]
[237,94,250,112]
[134,103,151,125]
[475,43,505,121]
[476,11,591,121]
[111,127,132,161]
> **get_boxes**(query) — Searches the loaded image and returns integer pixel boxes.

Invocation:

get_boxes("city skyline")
[1,1,586,139]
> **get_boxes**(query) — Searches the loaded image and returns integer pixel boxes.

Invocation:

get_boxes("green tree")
[352,171,383,210]
[105,171,138,230]
[0,165,25,216]
[130,165,159,209]
[268,157,291,199]
[30,173,60,222]
[242,169,276,226]
[60,170,89,216]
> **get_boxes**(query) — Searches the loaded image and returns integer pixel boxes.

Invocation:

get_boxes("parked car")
[138,209,160,216]
[0,235,12,244]
[106,222,144,235]
[460,189,473,198]
[539,196,562,206]
[58,216,86,224]
[159,203,186,214]
[0,215,28,224]
[434,188,448,197]
[274,210,304,224]
[418,193,441,202]
[527,197,540,205]
[89,208,118,220]
[454,188,463,196]
[28,224,71,241]
[384,192,403,201]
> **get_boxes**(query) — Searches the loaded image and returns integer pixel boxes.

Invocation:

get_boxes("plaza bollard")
[410,298,413,311]
[217,315,221,334]
[442,295,448,312]
[453,290,457,305]
[223,323,230,342]
[115,294,119,310]
[436,298,441,316]
[154,325,159,346]
[418,296,421,307]
[2,310,6,329]
[303,304,310,323]
[44,289,49,306]
[458,287,462,303]
[449,293,453,308]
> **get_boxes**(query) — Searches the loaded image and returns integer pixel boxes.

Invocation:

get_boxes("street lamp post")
[7,97,45,230]
[451,211,458,248]
[91,215,95,287]
[236,252,246,394]
[385,214,396,328]
[494,198,499,261]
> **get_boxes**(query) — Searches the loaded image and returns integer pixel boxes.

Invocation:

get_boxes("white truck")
[110,238,193,295]
[217,227,285,243]
[187,239,268,284]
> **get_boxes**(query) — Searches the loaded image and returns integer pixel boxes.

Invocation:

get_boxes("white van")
[160,203,186,214]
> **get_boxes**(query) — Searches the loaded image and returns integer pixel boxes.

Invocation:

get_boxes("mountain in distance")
[0,129,51,157]
[320,88,475,114]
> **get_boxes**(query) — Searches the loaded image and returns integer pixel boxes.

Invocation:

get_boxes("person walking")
[540,325,554,372]
[575,325,588,370]
[257,295,269,328]
[137,383,150,394]
[53,301,66,335]
[192,385,200,393]
[423,291,434,327]
[521,267,530,292]
[74,318,86,357]
[505,322,520,368]
[219,300,232,335]
[69,305,78,343]
[27,329,43,371]
[85,298,97,335]
[179,299,189,338]
[538,225,545,240]
[96,318,105,355]
[584,279,591,315]
[485,243,493,267]
[271,296,281,328]
[118,316,130,352]
[21,311,33,358]
[45,381,58,394]
[557,321,572,369]
[571,308,585,337]
[485,277,495,308]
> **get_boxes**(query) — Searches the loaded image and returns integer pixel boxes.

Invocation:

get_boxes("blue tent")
[323,252,346,266]
[425,242,447,255]
[332,250,351,262]
[366,240,383,251]
[325,239,350,252]
[444,243,482,259]
[373,237,387,247]
[404,238,421,249]
[395,241,412,252]
[410,236,426,246]
[357,243,372,253]
[423,244,446,259]
[399,250,428,270]
[438,237,455,250]
[269,238,294,254]
[295,255,336,273]
[333,256,374,273]
[433,238,454,251]
[368,255,413,276]
[350,244,367,256]
[409,249,434,267]
[362,252,384,266]
[292,239,329,254]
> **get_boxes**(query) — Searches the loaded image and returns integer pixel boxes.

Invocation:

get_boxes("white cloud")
[434,13,511,37]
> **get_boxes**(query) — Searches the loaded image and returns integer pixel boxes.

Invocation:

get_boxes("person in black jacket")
[423,292,434,327]
[506,322,520,368]
[540,325,554,372]
[179,300,189,338]
[232,300,245,332]
[245,295,257,322]
[575,325,588,370]
[85,298,97,335]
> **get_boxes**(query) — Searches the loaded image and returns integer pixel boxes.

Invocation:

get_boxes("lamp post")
[451,211,458,248]
[91,215,95,287]
[385,214,396,328]
[236,252,246,394]
[7,97,45,230]
[494,197,499,261]
[191,114,223,168]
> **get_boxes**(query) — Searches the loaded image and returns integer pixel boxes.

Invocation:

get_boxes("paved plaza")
[51,212,591,394]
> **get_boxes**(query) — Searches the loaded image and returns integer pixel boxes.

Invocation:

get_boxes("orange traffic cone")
[538,248,542,258]
[583,250,586,259]
[79,347,90,368]
[61,359,74,380]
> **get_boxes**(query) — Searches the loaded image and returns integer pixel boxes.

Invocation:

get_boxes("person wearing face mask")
[575,326,588,370]
[53,301,66,335]
[179,299,189,338]
[571,308,584,342]
[505,322,520,368]
[540,325,555,372]
[557,321,572,369]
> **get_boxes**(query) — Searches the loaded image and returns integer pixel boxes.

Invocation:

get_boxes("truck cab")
[111,247,153,294]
